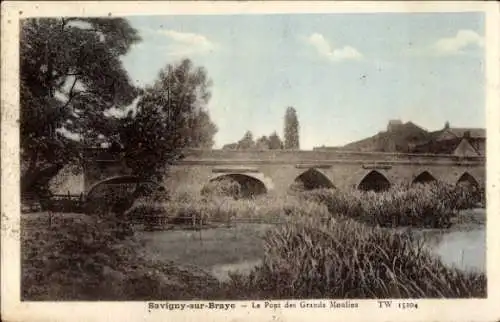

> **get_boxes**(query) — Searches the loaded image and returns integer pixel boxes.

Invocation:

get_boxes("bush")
[217,217,486,299]
[201,179,242,198]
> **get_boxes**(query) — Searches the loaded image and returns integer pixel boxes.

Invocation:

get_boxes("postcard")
[1,1,499,321]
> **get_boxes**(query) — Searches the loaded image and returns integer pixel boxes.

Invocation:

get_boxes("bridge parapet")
[83,147,485,164]
[179,149,485,164]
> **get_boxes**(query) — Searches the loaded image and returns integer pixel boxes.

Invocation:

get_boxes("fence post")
[199,212,203,245]
[48,211,53,228]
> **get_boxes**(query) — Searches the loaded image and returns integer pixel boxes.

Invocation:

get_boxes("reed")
[217,217,486,299]
[301,182,481,228]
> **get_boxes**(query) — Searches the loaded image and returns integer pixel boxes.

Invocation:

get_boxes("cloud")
[142,28,216,56]
[432,30,484,56]
[403,30,486,57]
[305,33,363,62]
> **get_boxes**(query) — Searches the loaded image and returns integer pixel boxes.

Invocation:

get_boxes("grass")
[125,192,330,229]
[21,181,486,300]
[124,180,482,231]
[301,182,482,228]
[21,213,219,300]
[215,217,486,299]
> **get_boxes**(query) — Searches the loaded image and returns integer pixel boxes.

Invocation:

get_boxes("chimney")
[444,121,450,129]
[387,119,403,132]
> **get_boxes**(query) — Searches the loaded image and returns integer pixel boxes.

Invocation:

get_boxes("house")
[411,123,485,156]
[314,120,486,156]
[434,127,485,142]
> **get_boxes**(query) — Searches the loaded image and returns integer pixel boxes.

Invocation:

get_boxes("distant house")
[386,119,403,132]
[314,120,485,156]
[434,127,485,142]
[412,126,485,156]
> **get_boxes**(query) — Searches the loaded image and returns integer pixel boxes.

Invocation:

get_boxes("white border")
[2,2,499,322]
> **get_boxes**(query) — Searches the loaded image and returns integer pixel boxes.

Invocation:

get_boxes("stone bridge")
[82,148,485,197]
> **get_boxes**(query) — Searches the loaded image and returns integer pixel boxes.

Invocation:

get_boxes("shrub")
[217,217,486,299]
[201,179,242,198]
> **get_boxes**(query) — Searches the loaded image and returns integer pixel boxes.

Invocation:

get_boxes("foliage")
[237,131,255,150]
[125,181,481,230]
[126,190,331,230]
[201,178,242,198]
[268,131,284,149]
[20,17,140,196]
[301,182,480,228]
[284,106,300,149]
[224,131,283,150]
[255,135,270,150]
[218,217,486,299]
[117,59,216,180]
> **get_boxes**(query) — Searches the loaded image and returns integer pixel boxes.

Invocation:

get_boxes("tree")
[237,131,255,150]
[268,131,284,149]
[20,18,141,196]
[255,136,270,150]
[284,106,300,149]
[117,59,216,180]
[187,110,218,149]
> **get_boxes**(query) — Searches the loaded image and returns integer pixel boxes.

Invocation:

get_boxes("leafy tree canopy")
[117,59,217,180]
[284,106,300,150]
[20,17,141,195]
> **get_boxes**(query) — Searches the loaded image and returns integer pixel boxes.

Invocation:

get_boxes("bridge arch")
[291,168,335,191]
[85,175,165,214]
[86,175,164,200]
[456,172,479,189]
[204,173,268,198]
[412,171,437,185]
[358,170,391,192]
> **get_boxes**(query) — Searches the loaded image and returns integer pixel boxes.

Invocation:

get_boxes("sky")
[120,13,485,150]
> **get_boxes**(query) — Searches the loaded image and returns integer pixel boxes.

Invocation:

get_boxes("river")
[138,208,486,281]
[416,208,486,273]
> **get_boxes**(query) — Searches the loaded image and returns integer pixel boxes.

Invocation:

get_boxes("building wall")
[453,139,479,157]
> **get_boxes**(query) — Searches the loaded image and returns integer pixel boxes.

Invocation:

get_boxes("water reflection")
[416,208,486,273]
[433,229,485,272]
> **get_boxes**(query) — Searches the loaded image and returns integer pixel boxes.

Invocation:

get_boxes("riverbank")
[20,183,487,300]
[21,205,486,283]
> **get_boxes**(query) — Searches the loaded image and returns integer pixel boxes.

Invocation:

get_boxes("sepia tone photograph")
[11,6,491,305]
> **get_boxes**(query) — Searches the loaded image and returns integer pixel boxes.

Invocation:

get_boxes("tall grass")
[217,217,486,299]
[126,192,331,229]
[126,181,481,229]
[301,182,481,228]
